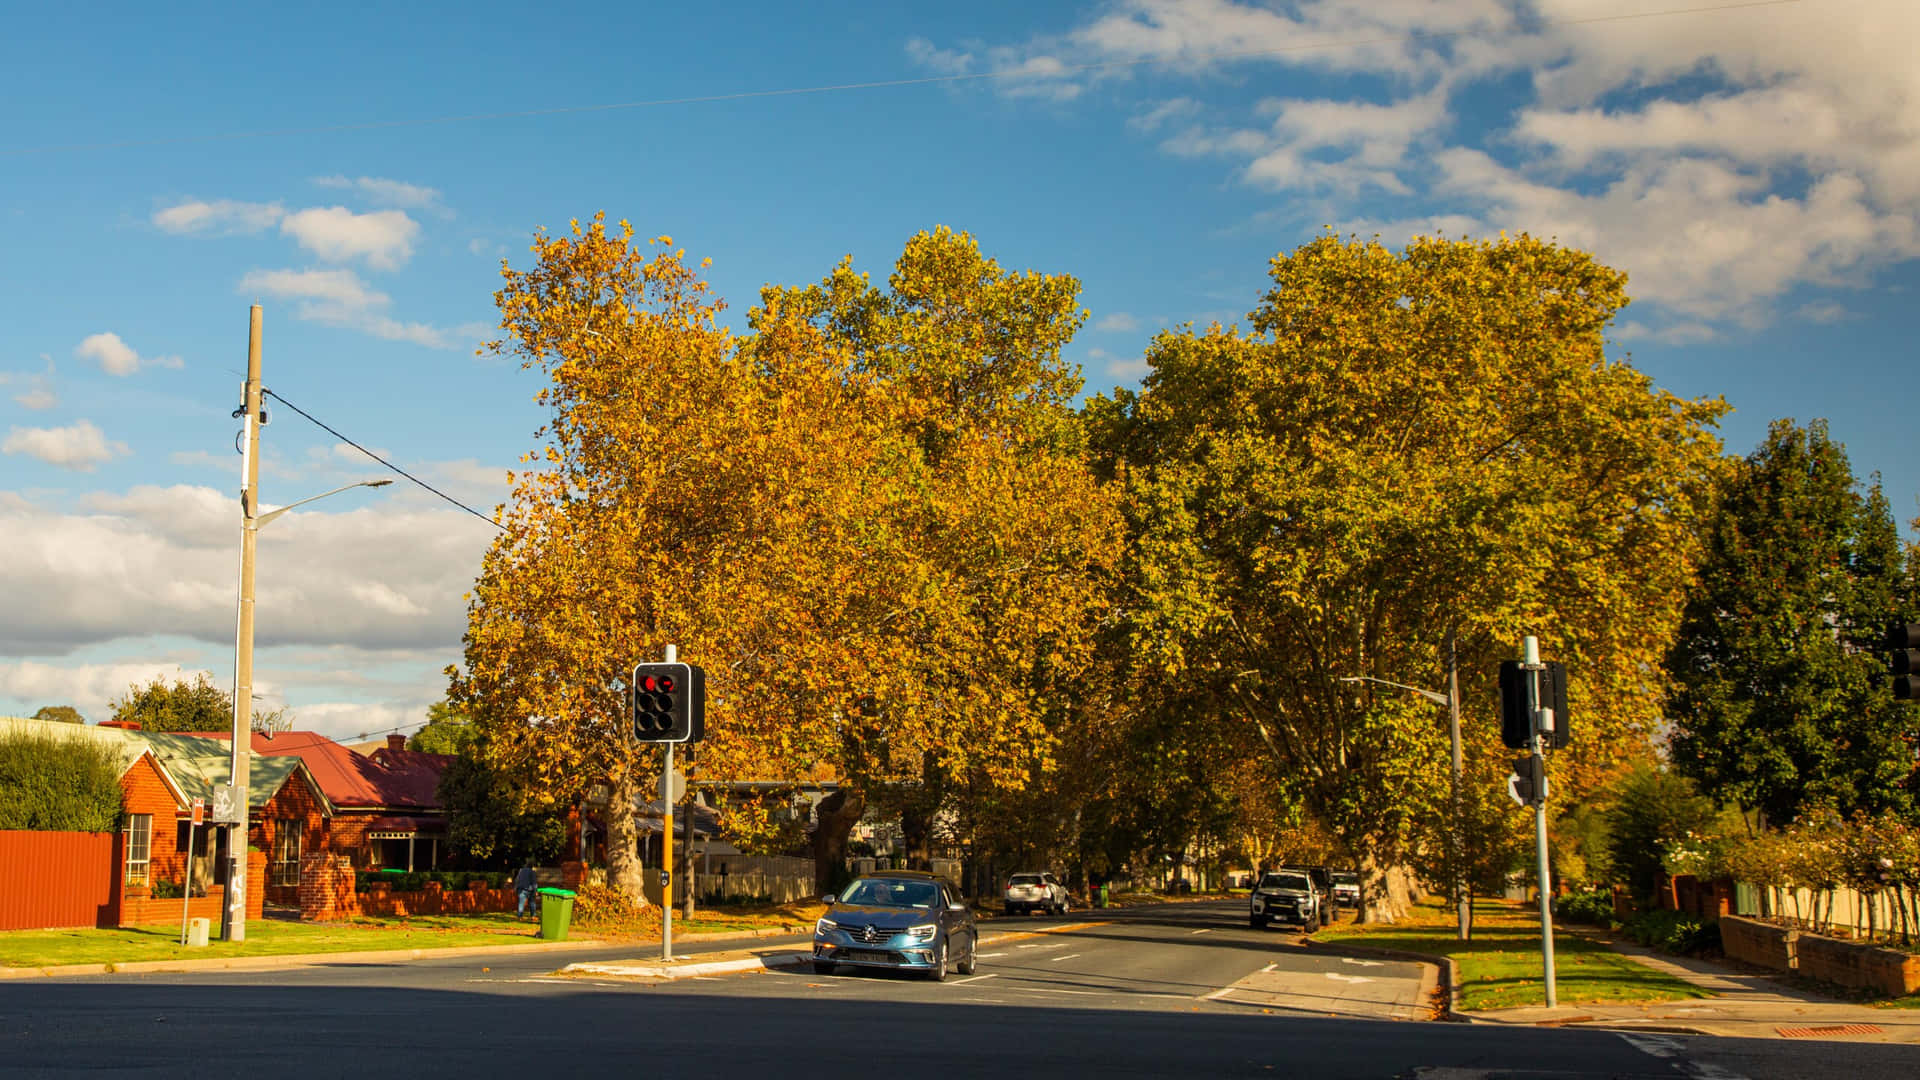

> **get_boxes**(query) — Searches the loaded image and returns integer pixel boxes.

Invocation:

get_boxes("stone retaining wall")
[1796,931,1920,996]
[1721,914,1798,971]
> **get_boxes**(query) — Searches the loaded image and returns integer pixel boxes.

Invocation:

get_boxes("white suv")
[1003,872,1070,916]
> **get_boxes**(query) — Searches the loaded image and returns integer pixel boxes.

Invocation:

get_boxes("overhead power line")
[3,0,1802,156]
[262,387,507,532]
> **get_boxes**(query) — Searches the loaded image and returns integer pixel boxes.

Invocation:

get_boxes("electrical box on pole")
[1890,623,1920,701]
[1500,659,1569,748]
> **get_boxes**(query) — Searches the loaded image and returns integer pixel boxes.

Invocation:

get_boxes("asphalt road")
[3,901,1915,1079]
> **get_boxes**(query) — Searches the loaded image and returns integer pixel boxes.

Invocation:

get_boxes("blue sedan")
[812,871,978,981]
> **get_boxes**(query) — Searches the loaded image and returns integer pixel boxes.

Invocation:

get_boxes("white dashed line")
[1190,928,1212,935]
[951,973,999,985]
[1017,942,1069,950]
[1048,953,1082,962]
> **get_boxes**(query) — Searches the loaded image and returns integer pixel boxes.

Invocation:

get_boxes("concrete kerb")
[0,923,811,981]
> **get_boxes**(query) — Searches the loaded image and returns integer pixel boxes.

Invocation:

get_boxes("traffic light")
[1890,623,1920,701]
[1506,754,1547,806]
[1499,660,1570,749]
[632,662,703,743]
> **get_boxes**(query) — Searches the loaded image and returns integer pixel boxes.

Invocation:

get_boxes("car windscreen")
[841,878,939,908]
[1331,873,1357,885]
[1008,874,1043,885]
[1259,874,1311,891]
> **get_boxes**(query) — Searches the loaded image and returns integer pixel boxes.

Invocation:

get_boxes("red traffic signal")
[630,662,705,743]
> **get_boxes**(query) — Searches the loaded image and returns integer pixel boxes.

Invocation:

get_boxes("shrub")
[570,882,651,934]
[1622,909,1722,956]
[354,869,510,893]
[151,879,186,899]
[1553,889,1615,926]
[0,729,123,831]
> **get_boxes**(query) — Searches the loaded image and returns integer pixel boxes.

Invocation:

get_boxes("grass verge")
[1314,899,1712,1011]
[0,913,561,969]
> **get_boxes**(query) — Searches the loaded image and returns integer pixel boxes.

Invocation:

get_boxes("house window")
[271,818,301,887]
[124,814,152,886]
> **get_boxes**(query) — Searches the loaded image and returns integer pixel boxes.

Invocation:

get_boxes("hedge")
[0,729,123,831]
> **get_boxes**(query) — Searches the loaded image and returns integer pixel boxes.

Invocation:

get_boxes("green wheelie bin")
[537,887,577,940]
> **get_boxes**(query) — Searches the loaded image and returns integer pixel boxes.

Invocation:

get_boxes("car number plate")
[848,950,892,963]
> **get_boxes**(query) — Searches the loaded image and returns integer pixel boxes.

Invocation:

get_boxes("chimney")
[388,733,407,753]
[98,720,143,730]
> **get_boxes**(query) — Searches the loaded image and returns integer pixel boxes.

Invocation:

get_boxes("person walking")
[514,862,538,920]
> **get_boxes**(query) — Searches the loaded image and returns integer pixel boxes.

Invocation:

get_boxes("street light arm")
[1337,674,1449,707]
[257,479,393,528]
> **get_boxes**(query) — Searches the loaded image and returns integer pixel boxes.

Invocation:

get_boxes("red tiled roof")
[180,730,450,810]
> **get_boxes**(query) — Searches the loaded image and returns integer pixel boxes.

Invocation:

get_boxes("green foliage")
[355,870,510,894]
[31,705,84,724]
[1606,763,1720,907]
[1622,909,1722,956]
[1552,888,1616,926]
[436,741,564,868]
[151,878,186,899]
[109,673,232,733]
[0,730,123,831]
[1666,418,1920,823]
[407,701,476,755]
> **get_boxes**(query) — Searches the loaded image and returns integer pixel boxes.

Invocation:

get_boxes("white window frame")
[124,814,152,886]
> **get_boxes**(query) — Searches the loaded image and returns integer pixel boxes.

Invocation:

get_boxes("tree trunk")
[1357,855,1417,923]
[811,787,866,895]
[680,797,697,920]
[606,771,648,905]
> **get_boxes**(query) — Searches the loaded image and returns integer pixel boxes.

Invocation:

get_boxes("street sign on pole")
[210,784,244,824]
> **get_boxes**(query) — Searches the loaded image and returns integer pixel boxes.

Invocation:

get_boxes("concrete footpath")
[1452,936,1920,1045]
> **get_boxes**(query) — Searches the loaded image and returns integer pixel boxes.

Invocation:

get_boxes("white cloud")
[1613,320,1719,346]
[0,484,494,657]
[1796,301,1855,324]
[905,36,972,75]
[922,0,1920,332]
[2,419,127,470]
[278,206,420,270]
[1094,312,1140,332]
[3,360,57,410]
[152,198,285,234]
[0,660,218,724]
[238,267,471,349]
[313,175,447,213]
[74,332,140,375]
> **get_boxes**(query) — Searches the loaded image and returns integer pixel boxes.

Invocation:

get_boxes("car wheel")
[955,935,977,975]
[1004,904,1016,916]
[813,961,836,975]
[1061,897,1071,915]
[927,947,948,982]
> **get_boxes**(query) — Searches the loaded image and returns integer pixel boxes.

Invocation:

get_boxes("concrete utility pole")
[224,305,263,943]
[1446,630,1468,941]
[1524,635,1558,1007]
[661,643,676,962]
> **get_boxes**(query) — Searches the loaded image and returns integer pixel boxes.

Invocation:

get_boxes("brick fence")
[297,853,516,920]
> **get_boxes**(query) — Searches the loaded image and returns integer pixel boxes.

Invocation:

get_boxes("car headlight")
[1250,896,1263,911]
[907,923,937,943]
[815,918,838,934]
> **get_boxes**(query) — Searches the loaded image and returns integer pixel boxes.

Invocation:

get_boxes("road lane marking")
[1341,958,1384,967]
[1022,987,1101,996]
[1017,942,1070,950]
[952,973,999,985]
[1190,928,1212,935]
[974,952,1008,959]
[1203,986,1239,1001]
[1326,973,1374,984]
[1048,953,1082,962]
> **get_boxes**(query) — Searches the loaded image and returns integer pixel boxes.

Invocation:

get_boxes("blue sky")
[4,0,1914,740]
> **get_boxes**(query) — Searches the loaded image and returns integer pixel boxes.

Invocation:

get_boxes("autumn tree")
[454,217,904,901]
[32,705,84,724]
[1665,419,1920,824]
[745,228,1124,877]
[1086,233,1726,920]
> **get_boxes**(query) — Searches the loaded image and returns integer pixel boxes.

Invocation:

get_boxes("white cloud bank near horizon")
[913,0,1920,332]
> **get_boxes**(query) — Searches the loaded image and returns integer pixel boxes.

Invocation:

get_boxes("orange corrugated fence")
[0,830,118,931]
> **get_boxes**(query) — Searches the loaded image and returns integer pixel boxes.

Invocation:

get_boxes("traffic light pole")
[1524,635,1558,1007]
[661,644,676,962]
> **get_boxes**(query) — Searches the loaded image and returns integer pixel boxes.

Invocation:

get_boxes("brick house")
[186,730,455,877]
